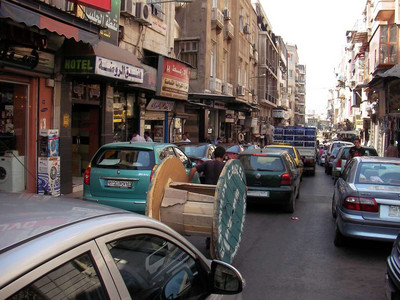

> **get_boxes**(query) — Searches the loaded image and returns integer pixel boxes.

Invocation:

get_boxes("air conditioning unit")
[136,2,152,25]
[243,24,250,34]
[223,9,231,20]
[237,85,245,96]
[121,0,135,17]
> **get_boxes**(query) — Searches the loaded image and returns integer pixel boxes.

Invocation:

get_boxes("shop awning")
[0,0,100,45]
[92,40,141,67]
[368,63,400,87]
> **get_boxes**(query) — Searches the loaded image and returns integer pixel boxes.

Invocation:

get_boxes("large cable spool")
[146,156,247,264]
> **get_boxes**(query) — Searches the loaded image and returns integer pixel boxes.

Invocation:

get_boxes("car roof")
[266,144,294,148]
[101,142,176,150]
[240,149,284,156]
[0,193,133,253]
[355,156,400,163]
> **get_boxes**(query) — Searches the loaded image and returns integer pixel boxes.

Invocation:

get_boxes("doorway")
[71,103,100,177]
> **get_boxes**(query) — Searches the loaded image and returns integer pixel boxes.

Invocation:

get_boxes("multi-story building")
[286,44,298,126]
[295,64,306,125]
[175,0,259,144]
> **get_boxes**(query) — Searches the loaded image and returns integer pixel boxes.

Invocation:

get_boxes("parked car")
[83,142,199,214]
[238,148,301,213]
[331,145,378,180]
[386,233,400,299]
[332,156,400,246]
[175,142,216,164]
[325,141,354,174]
[0,192,243,299]
[264,144,304,179]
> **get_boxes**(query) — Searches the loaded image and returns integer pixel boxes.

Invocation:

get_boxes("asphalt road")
[190,164,393,300]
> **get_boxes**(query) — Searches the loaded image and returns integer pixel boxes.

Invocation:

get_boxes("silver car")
[0,193,243,299]
[332,156,400,246]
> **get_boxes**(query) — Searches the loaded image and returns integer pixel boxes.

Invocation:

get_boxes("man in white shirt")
[144,131,153,142]
[181,132,191,142]
[131,131,146,142]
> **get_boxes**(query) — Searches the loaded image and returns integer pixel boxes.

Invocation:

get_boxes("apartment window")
[289,70,293,79]
[223,51,228,82]
[380,25,398,64]
[244,66,248,88]
[238,67,242,85]
[212,0,217,8]
[239,9,244,32]
[223,0,228,9]
[178,41,198,79]
[210,43,217,78]
[148,0,164,20]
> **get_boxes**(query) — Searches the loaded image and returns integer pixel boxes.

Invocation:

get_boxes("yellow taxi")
[264,144,304,179]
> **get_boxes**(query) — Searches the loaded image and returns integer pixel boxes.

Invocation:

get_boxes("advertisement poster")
[157,57,190,100]
[154,125,164,143]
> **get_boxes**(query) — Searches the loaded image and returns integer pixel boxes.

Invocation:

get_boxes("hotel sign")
[63,56,143,83]
[157,56,190,100]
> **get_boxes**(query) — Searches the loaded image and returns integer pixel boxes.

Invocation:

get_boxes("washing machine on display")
[0,155,25,192]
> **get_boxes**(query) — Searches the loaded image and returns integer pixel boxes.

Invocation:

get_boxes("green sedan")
[238,148,301,213]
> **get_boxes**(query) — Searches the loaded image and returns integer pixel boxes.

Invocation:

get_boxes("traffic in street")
[231,164,392,299]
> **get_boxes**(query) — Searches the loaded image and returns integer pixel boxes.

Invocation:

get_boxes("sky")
[259,0,366,115]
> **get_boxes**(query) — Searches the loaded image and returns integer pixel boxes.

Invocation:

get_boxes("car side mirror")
[210,260,244,295]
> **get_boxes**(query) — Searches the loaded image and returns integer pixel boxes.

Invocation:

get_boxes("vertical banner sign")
[157,57,190,100]
[83,0,121,45]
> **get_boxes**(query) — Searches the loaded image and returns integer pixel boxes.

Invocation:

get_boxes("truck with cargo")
[273,126,317,176]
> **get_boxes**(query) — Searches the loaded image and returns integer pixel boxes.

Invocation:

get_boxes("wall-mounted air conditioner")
[121,0,135,17]
[223,9,231,20]
[237,85,245,96]
[136,2,152,25]
[243,24,250,34]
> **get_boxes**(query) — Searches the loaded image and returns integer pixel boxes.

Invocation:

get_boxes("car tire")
[334,222,346,247]
[331,194,337,218]
[296,185,300,199]
[285,193,295,213]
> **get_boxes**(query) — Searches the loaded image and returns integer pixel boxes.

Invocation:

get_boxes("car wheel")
[285,193,295,213]
[331,194,337,218]
[296,185,300,199]
[334,222,346,247]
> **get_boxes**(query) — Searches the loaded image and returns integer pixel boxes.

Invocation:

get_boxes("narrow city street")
[231,165,391,299]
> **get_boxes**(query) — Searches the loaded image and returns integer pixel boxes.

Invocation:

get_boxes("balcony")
[211,8,224,30]
[210,77,222,93]
[370,25,399,73]
[371,0,395,21]
[224,21,234,39]
[222,82,233,96]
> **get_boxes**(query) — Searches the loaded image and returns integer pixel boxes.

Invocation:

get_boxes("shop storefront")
[62,41,143,193]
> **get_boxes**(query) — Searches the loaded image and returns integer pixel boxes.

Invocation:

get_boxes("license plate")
[106,180,132,189]
[247,191,270,197]
[389,206,400,217]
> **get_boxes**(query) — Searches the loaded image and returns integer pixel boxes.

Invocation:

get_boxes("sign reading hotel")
[157,57,190,100]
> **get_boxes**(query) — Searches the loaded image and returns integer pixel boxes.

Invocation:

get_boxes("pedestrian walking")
[131,131,146,142]
[144,131,153,142]
[385,140,399,157]
[188,146,226,185]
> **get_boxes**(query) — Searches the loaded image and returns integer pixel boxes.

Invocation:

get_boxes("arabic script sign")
[157,57,190,100]
[95,56,143,83]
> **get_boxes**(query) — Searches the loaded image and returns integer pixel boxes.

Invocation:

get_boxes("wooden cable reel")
[146,156,247,264]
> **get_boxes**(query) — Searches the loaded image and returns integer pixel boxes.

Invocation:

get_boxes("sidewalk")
[63,176,83,199]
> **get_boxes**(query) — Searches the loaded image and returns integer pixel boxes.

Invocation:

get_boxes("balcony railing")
[224,21,234,39]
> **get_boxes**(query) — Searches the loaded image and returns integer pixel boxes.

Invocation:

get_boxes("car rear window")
[357,162,400,185]
[92,148,155,170]
[181,145,208,157]
[239,155,284,171]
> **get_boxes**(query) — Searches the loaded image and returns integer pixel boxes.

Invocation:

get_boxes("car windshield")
[226,145,241,153]
[180,145,208,157]
[332,148,340,156]
[92,148,155,170]
[239,155,284,171]
[356,162,400,185]
[267,147,295,158]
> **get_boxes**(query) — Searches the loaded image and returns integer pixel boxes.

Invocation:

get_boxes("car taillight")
[281,173,292,185]
[335,158,342,168]
[305,157,314,163]
[150,164,158,182]
[343,196,379,212]
[84,164,91,185]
